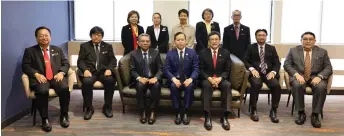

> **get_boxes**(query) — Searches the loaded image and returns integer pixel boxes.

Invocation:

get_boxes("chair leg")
[248,101,251,112]
[32,100,36,126]
[238,109,241,118]
[244,88,248,104]
[291,99,295,116]
[286,91,292,107]
[31,100,34,116]
[122,104,126,114]
[268,91,270,105]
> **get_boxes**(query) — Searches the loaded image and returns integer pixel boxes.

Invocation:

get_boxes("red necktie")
[235,26,239,40]
[43,48,53,80]
[213,50,217,77]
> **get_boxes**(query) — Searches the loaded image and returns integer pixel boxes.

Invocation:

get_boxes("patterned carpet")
[2,89,344,136]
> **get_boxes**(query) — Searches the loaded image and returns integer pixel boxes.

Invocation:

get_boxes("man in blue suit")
[164,32,199,125]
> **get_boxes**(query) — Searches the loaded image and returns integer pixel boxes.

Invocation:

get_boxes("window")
[321,0,344,44]
[189,0,230,37]
[74,0,153,41]
[281,0,322,43]
[230,0,272,42]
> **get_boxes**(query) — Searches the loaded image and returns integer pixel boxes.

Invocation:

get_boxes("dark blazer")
[121,24,144,55]
[77,41,117,77]
[199,48,231,80]
[284,45,333,80]
[130,49,163,83]
[163,48,199,82]
[223,24,251,60]
[146,25,169,53]
[243,43,281,78]
[22,45,70,86]
[195,21,220,53]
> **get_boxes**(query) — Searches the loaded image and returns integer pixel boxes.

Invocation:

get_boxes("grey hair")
[232,10,242,15]
[138,33,150,42]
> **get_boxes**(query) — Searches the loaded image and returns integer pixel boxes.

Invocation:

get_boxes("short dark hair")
[127,10,140,24]
[174,32,186,40]
[208,31,221,40]
[89,26,104,37]
[202,8,213,20]
[35,26,51,38]
[301,31,316,39]
[152,12,162,23]
[255,29,268,36]
[178,9,189,17]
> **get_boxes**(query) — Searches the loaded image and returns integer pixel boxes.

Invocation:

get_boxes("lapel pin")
[231,29,233,31]
[186,53,188,56]
[241,29,243,31]
[51,49,54,52]
[219,54,221,56]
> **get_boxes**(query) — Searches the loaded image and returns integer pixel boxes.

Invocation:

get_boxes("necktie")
[259,46,267,74]
[43,48,53,80]
[304,51,311,81]
[213,50,217,77]
[143,52,150,77]
[235,26,239,40]
[95,45,100,70]
[179,51,185,81]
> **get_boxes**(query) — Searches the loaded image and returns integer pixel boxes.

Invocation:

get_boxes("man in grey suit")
[284,31,332,128]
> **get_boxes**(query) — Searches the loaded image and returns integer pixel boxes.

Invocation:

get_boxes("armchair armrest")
[327,75,333,94]
[21,73,31,99]
[67,68,76,92]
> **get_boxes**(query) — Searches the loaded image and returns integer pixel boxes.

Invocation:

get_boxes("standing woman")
[121,10,145,55]
[195,8,220,53]
[146,12,169,53]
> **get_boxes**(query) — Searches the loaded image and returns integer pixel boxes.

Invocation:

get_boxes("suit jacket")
[130,49,163,84]
[283,45,333,80]
[121,24,145,55]
[22,45,70,86]
[223,24,251,60]
[146,25,169,53]
[195,21,220,53]
[77,41,117,77]
[199,48,231,80]
[163,48,199,83]
[243,43,281,78]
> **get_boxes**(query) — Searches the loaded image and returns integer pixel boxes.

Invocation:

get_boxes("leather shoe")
[250,109,259,122]
[41,119,52,132]
[295,112,306,125]
[311,113,321,128]
[182,113,190,125]
[204,117,212,130]
[60,114,70,128]
[102,105,113,118]
[148,111,156,125]
[269,109,279,123]
[84,107,94,120]
[220,117,230,130]
[140,111,147,124]
[174,113,182,125]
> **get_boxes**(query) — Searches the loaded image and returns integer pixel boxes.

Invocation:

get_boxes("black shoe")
[250,109,259,122]
[102,105,113,118]
[295,112,306,125]
[182,113,190,125]
[204,117,212,130]
[148,111,156,125]
[174,113,182,125]
[311,113,321,128]
[220,117,230,130]
[140,111,147,124]
[41,119,52,132]
[269,109,279,123]
[84,107,94,120]
[60,114,70,128]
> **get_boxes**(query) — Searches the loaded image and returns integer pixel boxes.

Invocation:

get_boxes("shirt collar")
[233,23,240,29]
[39,45,50,51]
[178,23,190,28]
[141,49,149,54]
[93,42,101,46]
[257,43,265,47]
[203,20,213,25]
[211,48,219,53]
[177,47,185,53]
[154,25,160,29]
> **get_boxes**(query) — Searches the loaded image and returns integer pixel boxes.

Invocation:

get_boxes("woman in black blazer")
[121,10,144,55]
[195,8,220,53]
[146,12,169,53]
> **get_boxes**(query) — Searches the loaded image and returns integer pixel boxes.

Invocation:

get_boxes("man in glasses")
[284,31,333,128]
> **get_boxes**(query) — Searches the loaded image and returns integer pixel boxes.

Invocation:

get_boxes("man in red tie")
[199,31,232,131]
[22,26,70,132]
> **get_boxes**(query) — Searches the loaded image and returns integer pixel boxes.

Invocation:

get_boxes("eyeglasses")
[37,35,49,38]
[92,33,102,37]
[302,38,315,41]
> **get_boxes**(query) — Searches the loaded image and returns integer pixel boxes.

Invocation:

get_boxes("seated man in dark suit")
[22,26,70,132]
[130,33,162,125]
[199,31,231,130]
[77,26,117,120]
[164,32,199,125]
[243,29,281,123]
[284,31,333,128]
